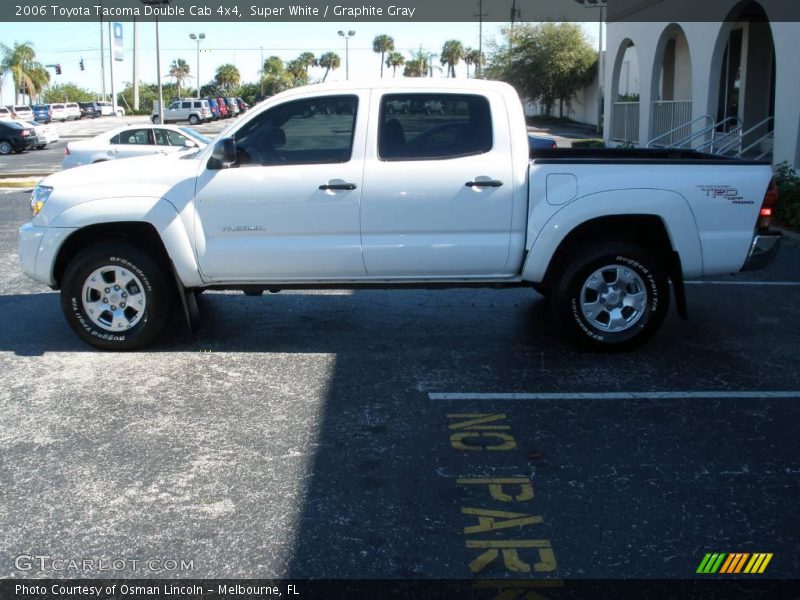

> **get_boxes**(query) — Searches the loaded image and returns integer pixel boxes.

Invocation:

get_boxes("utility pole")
[509,0,521,51]
[474,0,487,77]
[133,19,139,110]
[189,32,205,98]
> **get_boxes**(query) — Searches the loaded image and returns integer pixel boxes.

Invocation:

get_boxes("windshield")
[179,127,212,145]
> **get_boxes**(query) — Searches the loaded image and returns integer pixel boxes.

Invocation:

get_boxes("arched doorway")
[709,1,775,157]
[650,24,693,146]
[610,39,640,143]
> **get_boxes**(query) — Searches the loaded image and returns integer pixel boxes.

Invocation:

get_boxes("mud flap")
[171,263,201,333]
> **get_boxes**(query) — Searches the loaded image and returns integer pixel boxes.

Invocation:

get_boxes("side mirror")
[209,137,237,169]
[183,138,198,148]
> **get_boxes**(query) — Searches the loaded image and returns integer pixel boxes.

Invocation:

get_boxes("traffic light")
[55,64,62,75]
[80,58,85,71]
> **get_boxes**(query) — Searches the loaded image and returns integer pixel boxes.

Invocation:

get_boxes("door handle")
[465,179,503,188]
[319,182,357,191]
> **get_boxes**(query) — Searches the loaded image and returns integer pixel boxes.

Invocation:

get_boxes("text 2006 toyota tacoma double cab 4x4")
[19,79,781,351]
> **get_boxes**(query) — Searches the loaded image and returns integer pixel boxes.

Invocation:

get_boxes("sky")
[0,20,604,102]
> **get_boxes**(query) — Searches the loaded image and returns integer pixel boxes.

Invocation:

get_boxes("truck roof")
[272,78,517,99]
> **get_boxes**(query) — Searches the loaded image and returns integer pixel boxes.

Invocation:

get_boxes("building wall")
[605,1,800,168]
[524,54,602,126]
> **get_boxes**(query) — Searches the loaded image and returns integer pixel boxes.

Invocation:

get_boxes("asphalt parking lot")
[1,171,799,583]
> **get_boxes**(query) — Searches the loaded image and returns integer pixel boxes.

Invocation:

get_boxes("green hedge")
[774,161,800,230]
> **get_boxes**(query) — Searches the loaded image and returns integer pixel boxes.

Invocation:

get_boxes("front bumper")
[19,223,78,287]
[741,230,782,271]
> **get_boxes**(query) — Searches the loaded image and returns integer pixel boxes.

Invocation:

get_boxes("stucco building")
[604,0,800,167]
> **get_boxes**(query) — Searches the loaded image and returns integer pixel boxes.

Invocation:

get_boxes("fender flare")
[50,196,203,287]
[521,188,703,283]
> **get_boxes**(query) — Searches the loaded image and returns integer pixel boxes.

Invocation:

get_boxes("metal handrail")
[694,116,742,153]
[646,113,711,148]
[735,116,774,159]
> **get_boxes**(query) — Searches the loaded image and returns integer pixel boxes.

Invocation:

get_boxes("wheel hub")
[580,265,648,333]
[81,266,146,332]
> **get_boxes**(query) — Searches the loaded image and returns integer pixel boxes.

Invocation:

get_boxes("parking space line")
[685,281,800,286]
[430,391,800,401]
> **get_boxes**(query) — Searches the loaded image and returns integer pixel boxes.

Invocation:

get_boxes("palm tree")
[297,52,317,75]
[372,34,395,78]
[286,58,308,86]
[385,51,405,78]
[404,47,430,78]
[168,58,191,98]
[440,40,464,78]
[214,63,241,90]
[1,42,39,104]
[28,65,50,102]
[465,49,484,78]
[318,52,340,82]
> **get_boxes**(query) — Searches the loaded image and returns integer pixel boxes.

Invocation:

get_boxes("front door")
[194,92,368,281]
[361,91,515,277]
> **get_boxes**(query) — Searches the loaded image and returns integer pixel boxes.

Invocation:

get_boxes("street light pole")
[139,0,168,124]
[189,32,205,98]
[338,30,355,80]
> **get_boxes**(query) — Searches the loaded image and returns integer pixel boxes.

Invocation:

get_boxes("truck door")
[193,92,368,281]
[360,91,515,277]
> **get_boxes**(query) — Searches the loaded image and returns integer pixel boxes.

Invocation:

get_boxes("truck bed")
[530,147,771,165]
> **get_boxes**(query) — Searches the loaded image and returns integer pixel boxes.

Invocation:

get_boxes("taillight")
[758,178,778,229]
[20,129,30,137]
[64,145,71,156]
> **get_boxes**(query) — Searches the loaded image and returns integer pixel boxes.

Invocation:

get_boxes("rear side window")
[112,129,153,145]
[378,93,492,161]
[233,95,358,167]
[154,128,188,146]
[181,102,191,109]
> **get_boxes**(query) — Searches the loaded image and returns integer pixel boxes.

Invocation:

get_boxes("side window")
[155,129,188,146]
[193,102,202,109]
[117,129,153,145]
[181,102,191,109]
[233,95,358,167]
[378,94,492,161]
[169,102,180,110]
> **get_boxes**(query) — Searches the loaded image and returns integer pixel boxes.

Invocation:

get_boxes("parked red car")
[216,97,229,118]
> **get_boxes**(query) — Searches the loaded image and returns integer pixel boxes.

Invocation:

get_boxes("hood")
[43,153,201,195]
[36,154,203,226]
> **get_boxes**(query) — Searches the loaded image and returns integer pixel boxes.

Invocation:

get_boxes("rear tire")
[189,115,200,125]
[60,243,172,351]
[551,242,669,351]
[151,115,159,124]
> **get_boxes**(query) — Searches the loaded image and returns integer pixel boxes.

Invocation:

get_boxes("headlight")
[31,185,53,217]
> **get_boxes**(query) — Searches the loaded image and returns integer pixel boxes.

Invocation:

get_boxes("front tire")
[0,141,12,155]
[60,243,171,351]
[551,242,669,351]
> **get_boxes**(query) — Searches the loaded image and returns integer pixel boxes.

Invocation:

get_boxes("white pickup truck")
[19,79,781,351]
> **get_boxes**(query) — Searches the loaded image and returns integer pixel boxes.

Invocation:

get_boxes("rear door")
[361,91,515,277]
[194,92,368,281]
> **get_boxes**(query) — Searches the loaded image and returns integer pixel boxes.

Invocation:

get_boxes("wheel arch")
[527,213,690,319]
[49,199,202,290]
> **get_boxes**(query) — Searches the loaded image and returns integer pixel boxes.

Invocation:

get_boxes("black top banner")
[3,0,800,23]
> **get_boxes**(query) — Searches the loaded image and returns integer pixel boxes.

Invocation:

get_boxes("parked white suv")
[9,105,34,120]
[49,103,68,122]
[96,101,124,117]
[65,102,81,120]
[152,99,212,125]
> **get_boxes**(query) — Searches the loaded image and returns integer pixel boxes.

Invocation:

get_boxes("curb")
[0,180,39,189]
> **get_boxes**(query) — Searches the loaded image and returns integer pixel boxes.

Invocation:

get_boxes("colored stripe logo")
[696,552,773,574]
